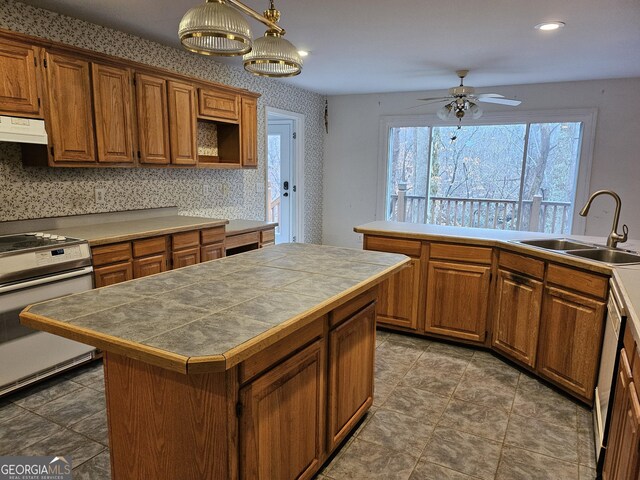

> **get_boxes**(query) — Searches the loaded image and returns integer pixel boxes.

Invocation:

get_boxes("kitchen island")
[20,243,409,480]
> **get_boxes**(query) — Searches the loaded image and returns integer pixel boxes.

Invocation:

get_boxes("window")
[382,111,594,235]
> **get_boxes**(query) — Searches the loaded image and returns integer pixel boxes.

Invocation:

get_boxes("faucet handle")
[622,224,629,243]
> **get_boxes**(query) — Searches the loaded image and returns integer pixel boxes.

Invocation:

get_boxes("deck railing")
[389,194,572,234]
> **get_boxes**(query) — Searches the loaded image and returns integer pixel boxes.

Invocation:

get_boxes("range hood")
[0,115,48,144]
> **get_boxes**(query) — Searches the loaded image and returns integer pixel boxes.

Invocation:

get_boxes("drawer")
[201,227,225,245]
[198,88,239,121]
[132,236,167,258]
[499,250,545,279]
[238,317,324,384]
[330,289,377,328]
[172,230,200,250]
[547,263,608,299]
[226,231,260,250]
[260,229,275,245]
[92,242,132,267]
[430,243,492,265]
[364,235,422,257]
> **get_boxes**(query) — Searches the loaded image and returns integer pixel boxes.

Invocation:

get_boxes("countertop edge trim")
[86,220,229,246]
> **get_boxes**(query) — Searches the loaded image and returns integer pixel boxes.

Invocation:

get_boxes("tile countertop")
[41,215,228,246]
[355,221,640,343]
[226,219,278,235]
[20,243,409,374]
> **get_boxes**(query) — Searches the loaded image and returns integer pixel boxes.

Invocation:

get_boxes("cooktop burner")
[0,233,81,254]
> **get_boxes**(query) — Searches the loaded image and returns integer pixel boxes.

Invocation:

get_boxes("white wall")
[322,78,640,248]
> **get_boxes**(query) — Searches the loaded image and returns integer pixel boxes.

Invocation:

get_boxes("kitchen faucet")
[579,190,628,248]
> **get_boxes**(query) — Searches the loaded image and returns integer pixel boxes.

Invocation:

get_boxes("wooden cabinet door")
[200,243,225,262]
[537,286,606,401]
[172,247,200,269]
[133,254,167,278]
[198,88,239,121]
[45,53,96,162]
[492,269,543,367]
[241,97,257,167]
[425,260,491,342]
[94,262,132,287]
[240,340,325,480]
[168,80,197,165]
[328,303,375,451]
[0,40,41,115]
[614,383,640,479]
[136,73,170,165]
[376,258,420,331]
[91,64,135,163]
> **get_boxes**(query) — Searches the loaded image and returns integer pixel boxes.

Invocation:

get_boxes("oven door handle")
[0,266,94,294]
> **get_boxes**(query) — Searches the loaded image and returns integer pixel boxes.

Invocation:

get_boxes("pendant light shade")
[179,0,253,56]
[243,32,303,77]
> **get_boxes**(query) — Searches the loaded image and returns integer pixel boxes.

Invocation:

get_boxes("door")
[241,97,257,167]
[45,53,96,162]
[91,64,135,163]
[240,339,325,480]
[492,269,543,367]
[537,286,606,400]
[167,80,197,165]
[136,73,171,165]
[0,40,41,116]
[376,258,421,331]
[425,260,491,342]
[267,120,294,243]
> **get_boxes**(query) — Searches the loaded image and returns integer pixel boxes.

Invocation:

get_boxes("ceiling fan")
[416,70,522,124]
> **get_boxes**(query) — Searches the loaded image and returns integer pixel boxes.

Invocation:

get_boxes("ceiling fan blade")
[477,93,504,98]
[417,97,450,102]
[477,96,521,106]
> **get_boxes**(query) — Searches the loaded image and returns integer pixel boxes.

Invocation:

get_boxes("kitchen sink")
[516,238,593,251]
[567,249,640,264]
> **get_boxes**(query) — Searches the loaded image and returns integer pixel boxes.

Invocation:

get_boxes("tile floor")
[0,330,598,480]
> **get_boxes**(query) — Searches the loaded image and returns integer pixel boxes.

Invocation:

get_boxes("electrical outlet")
[203,184,212,197]
[256,182,265,193]
[94,187,106,204]
[221,183,229,196]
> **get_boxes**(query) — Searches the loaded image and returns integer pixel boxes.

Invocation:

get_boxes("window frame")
[376,108,598,235]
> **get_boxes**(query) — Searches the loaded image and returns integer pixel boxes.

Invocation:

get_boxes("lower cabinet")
[132,254,166,278]
[376,258,421,331]
[327,303,376,450]
[492,269,543,367]
[240,339,325,480]
[537,286,606,400]
[201,243,225,262]
[425,260,491,342]
[94,261,132,288]
[603,349,640,479]
[172,246,200,268]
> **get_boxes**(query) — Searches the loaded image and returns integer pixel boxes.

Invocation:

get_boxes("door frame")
[265,106,305,243]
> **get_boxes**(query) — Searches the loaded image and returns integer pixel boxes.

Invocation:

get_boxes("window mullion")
[424,126,434,224]
[516,123,532,231]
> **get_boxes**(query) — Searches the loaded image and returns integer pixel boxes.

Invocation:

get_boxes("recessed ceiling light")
[298,50,309,57]
[535,21,566,31]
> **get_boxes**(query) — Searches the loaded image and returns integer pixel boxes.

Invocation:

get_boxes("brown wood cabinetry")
[603,348,640,480]
[241,97,257,167]
[198,88,239,121]
[91,64,135,163]
[92,243,133,288]
[132,236,168,278]
[240,339,325,480]
[45,53,96,163]
[328,302,375,450]
[492,252,544,367]
[201,243,225,262]
[0,39,41,116]
[94,262,133,288]
[135,73,170,165]
[364,236,422,331]
[425,257,491,343]
[168,80,197,165]
[537,285,606,400]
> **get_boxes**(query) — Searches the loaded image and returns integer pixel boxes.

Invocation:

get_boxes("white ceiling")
[19,0,640,95]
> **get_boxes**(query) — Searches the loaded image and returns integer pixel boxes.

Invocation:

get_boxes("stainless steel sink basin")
[516,238,592,251]
[567,249,640,264]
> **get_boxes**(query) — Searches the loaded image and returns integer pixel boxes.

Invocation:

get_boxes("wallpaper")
[0,0,325,243]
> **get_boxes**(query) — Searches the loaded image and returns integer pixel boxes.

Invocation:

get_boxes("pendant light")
[243,1,303,77]
[179,0,253,56]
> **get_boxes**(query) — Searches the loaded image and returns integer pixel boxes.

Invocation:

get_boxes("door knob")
[283,192,289,197]
[283,181,289,191]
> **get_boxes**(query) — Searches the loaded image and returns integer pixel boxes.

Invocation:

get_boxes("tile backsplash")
[0,0,325,243]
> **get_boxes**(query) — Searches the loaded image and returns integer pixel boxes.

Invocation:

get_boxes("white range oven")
[0,232,96,396]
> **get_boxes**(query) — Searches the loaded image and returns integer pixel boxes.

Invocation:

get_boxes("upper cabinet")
[91,64,135,164]
[45,53,96,163]
[0,39,42,116]
[135,73,171,165]
[0,29,260,169]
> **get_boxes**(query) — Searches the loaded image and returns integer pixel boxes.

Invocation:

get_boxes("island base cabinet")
[328,302,376,450]
[240,339,326,480]
[375,258,420,331]
[537,286,606,402]
[104,353,232,480]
